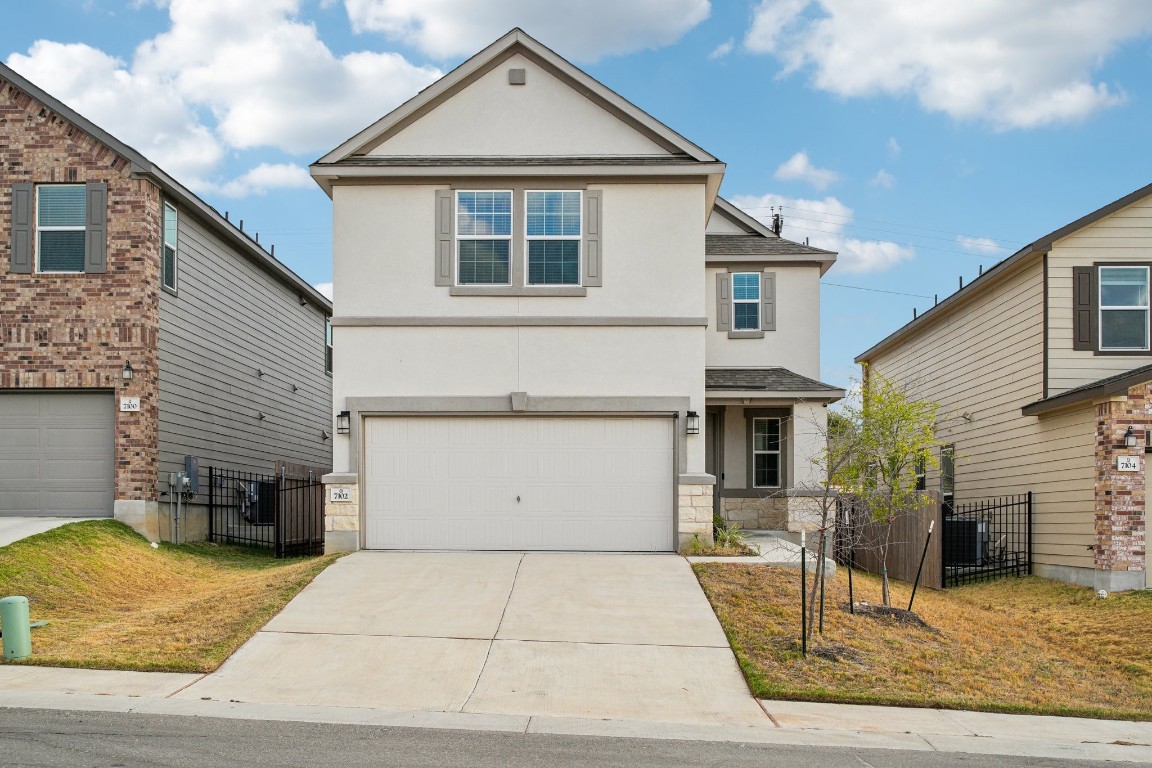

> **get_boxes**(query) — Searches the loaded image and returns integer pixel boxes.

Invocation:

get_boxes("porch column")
[1093,388,1148,592]
[321,472,361,553]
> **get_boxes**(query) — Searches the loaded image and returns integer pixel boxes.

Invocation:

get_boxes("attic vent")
[508,68,526,85]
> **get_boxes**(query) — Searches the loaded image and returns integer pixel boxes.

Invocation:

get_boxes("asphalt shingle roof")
[706,367,844,395]
[705,234,835,258]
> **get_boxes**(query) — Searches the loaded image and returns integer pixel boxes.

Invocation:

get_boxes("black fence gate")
[942,492,1032,587]
[208,463,325,557]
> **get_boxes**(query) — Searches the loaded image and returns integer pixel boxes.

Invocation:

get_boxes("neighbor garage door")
[0,392,115,518]
[363,416,674,551]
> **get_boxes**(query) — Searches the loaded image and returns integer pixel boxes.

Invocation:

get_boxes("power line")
[821,281,932,299]
[784,222,1009,259]
[739,203,1024,246]
[782,214,1013,250]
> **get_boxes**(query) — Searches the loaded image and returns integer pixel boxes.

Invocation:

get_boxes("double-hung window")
[37,185,86,272]
[440,187,598,292]
[162,202,178,291]
[732,272,761,331]
[526,191,581,285]
[456,191,512,285]
[752,417,782,488]
[1099,266,1149,351]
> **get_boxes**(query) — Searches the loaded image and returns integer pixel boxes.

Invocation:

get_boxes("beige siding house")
[858,183,1152,591]
[313,29,842,554]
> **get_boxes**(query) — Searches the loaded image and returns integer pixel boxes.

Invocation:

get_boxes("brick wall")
[1,75,160,502]
[1094,385,1149,577]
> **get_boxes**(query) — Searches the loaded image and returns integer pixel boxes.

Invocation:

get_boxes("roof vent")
[508,68,526,85]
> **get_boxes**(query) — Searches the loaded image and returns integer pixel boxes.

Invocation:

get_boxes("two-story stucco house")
[858,182,1152,592]
[1,62,332,541]
[315,29,842,554]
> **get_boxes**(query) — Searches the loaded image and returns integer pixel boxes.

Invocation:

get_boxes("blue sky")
[4,1,1152,387]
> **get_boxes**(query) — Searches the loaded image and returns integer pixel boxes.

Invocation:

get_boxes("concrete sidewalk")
[0,518,99,548]
[1,666,1150,763]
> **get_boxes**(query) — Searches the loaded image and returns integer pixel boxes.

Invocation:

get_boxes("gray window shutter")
[716,273,731,332]
[434,189,454,286]
[84,181,107,273]
[1072,266,1096,351]
[582,189,602,287]
[11,184,32,274]
[761,271,776,331]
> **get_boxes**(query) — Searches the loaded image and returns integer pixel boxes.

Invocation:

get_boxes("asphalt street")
[0,708,1138,768]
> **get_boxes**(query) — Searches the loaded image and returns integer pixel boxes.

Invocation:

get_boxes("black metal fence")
[942,492,1032,587]
[208,465,325,558]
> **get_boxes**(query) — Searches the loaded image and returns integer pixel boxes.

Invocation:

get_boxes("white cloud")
[343,0,711,62]
[886,137,901,158]
[773,151,839,190]
[7,0,441,191]
[314,282,334,300]
[708,38,734,60]
[956,235,1007,255]
[744,0,1152,129]
[214,163,314,198]
[730,192,914,274]
[869,170,895,189]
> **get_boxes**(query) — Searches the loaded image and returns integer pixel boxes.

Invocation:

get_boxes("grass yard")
[0,520,338,673]
[694,562,1152,721]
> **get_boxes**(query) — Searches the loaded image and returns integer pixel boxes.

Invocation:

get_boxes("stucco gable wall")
[367,53,669,158]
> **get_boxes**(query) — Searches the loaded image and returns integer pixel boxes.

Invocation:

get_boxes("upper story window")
[1072,263,1152,354]
[435,187,601,294]
[526,191,581,286]
[456,190,512,285]
[10,182,107,275]
[37,185,86,272]
[731,272,761,331]
[716,270,776,338]
[1099,266,1148,351]
[325,318,333,374]
[162,202,178,291]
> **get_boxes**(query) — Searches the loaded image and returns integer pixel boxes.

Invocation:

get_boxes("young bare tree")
[840,367,942,606]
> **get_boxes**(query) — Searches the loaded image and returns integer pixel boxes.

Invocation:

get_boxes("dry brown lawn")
[0,520,338,672]
[694,562,1152,720]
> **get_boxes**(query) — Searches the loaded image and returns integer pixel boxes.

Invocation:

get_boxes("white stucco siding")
[331,325,706,472]
[705,210,748,234]
[1048,194,1152,395]
[368,53,669,158]
[703,264,821,377]
[333,182,704,319]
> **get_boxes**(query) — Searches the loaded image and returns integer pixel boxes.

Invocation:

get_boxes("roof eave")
[1021,367,1152,416]
[705,388,846,402]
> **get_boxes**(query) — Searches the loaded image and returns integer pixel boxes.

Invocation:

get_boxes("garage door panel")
[0,393,114,518]
[364,416,674,551]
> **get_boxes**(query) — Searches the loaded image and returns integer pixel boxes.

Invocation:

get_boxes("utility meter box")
[184,455,199,494]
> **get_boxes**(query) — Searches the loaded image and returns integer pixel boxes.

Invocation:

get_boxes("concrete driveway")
[177,552,769,727]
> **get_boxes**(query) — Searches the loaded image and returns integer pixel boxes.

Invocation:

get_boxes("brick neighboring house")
[1,63,332,540]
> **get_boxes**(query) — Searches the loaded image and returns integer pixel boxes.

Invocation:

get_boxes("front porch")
[704,367,845,532]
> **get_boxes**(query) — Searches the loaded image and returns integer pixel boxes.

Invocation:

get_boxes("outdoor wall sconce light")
[336,410,351,435]
[686,411,700,435]
[1125,425,1137,449]
[121,361,134,386]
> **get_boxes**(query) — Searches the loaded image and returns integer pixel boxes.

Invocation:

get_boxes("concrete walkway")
[174,552,767,727]
[0,517,98,548]
[1,666,1150,763]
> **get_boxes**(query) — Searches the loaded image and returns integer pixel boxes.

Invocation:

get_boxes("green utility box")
[0,595,31,660]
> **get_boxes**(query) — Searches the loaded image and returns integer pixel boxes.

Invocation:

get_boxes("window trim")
[161,201,178,294]
[455,189,513,287]
[442,183,593,297]
[325,317,333,375]
[745,407,788,490]
[940,444,955,513]
[1098,264,1150,352]
[35,184,86,274]
[524,189,583,287]
[731,271,761,332]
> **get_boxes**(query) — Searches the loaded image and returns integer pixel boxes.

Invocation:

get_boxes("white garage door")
[0,392,115,518]
[363,416,674,551]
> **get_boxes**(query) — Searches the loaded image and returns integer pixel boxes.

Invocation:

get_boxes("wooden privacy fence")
[835,491,943,590]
